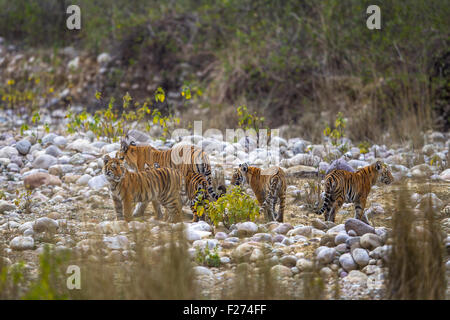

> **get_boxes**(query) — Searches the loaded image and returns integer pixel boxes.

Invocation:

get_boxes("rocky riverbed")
[0,110,449,299]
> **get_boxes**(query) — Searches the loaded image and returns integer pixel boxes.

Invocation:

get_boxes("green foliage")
[358,141,371,159]
[237,105,266,133]
[14,188,33,214]
[66,89,180,142]
[195,246,221,268]
[207,186,260,229]
[323,112,347,146]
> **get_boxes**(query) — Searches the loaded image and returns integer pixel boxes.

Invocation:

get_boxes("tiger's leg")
[152,201,163,220]
[122,195,133,222]
[355,197,369,224]
[328,198,343,223]
[277,192,286,222]
[112,195,124,220]
[164,197,183,223]
[318,183,333,219]
[133,201,150,217]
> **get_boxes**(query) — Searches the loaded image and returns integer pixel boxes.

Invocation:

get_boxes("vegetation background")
[0,0,448,145]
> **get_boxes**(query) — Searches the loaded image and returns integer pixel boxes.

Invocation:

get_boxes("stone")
[280,255,298,267]
[103,235,129,250]
[296,258,313,271]
[33,217,59,233]
[346,270,368,284]
[339,253,357,272]
[45,145,62,157]
[76,174,92,185]
[249,248,264,262]
[23,172,62,189]
[10,236,34,250]
[319,233,336,247]
[270,265,292,278]
[215,232,228,240]
[236,222,258,237]
[311,218,327,230]
[16,139,31,155]
[0,146,19,158]
[32,154,57,169]
[345,218,375,236]
[287,226,312,237]
[88,174,108,190]
[316,247,336,265]
[272,223,293,234]
[193,266,213,277]
[360,233,383,250]
[0,200,15,214]
[335,233,350,245]
[439,168,450,181]
[232,242,259,262]
[351,248,370,267]
[325,158,355,175]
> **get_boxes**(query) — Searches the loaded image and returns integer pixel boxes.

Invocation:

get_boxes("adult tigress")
[317,160,394,224]
[103,155,183,222]
[231,163,286,222]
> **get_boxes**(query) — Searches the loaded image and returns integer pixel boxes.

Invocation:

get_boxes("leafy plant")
[237,105,268,144]
[358,141,371,160]
[323,112,347,146]
[207,186,260,229]
[14,189,34,214]
[195,246,220,268]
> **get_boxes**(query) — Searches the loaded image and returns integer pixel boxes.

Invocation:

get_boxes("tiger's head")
[116,135,138,166]
[231,163,249,186]
[103,155,126,182]
[374,160,394,185]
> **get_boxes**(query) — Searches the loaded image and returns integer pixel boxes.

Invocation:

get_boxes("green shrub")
[206,186,260,229]
[195,246,221,268]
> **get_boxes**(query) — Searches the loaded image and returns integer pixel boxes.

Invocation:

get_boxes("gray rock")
[16,139,31,155]
[345,218,375,236]
[348,160,369,170]
[45,145,62,157]
[0,200,15,214]
[296,258,313,271]
[53,136,67,147]
[339,253,357,272]
[287,226,312,237]
[272,223,293,234]
[270,265,292,278]
[311,218,327,230]
[280,255,298,267]
[325,158,355,175]
[42,133,58,145]
[32,154,57,169]
[335,233,350,245]
[193,266,213,277]
[351,248,370,267]
[215,232,228,240]
[293,141,306,155]
[76,174,92,185]
[0,146,19,158]
[33,217,59,233]
[236,222,258,237]
[10,236,34,250]
[317,247,336,265]
[360,233,383,250]
[88,175,108,190]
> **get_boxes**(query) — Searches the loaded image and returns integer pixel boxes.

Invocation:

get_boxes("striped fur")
[231,163,286,222]
[117,137,218,200]
[317,160,394,224]
[103,155,183,222]
[185,171,226,222]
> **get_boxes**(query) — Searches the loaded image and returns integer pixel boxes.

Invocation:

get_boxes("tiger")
[103,155,183,222]
[231,163,286,222]
[153,161,226,222]
[185,171,227,222]
[117,136,218,200]
[317,160,394,224]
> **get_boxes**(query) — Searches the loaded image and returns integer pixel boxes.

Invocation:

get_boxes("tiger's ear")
[153,162,160,169]
[239,163,249,172]
[130,141,136,146]
[120,139,129,152]
[375,160,383,171]
[103,155,111,164]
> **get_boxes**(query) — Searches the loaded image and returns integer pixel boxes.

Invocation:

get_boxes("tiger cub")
[231,163,286,222]
[117,136,217,200]
[153,162,225,222]
[317,160,394,224]
[103,155,183,222]
[185,171,226,222]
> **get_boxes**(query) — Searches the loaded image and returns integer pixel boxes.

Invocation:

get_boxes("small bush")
[207,186,260,229]
[195,246,221,268]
